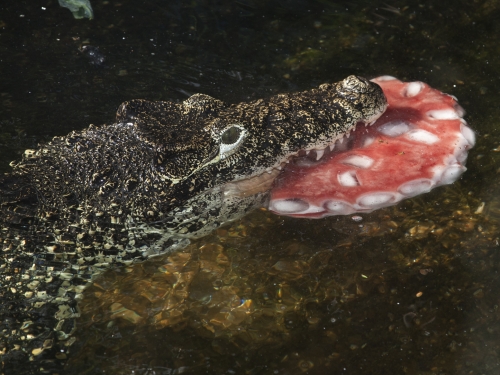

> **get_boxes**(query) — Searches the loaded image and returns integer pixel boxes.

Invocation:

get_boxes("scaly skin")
[0,76,386,374]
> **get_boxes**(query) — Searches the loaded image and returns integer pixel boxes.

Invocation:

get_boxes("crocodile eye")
[219,124,247,159]
[221,126,242,144]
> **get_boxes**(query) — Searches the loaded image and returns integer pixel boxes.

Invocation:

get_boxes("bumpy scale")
[0,76,386,373]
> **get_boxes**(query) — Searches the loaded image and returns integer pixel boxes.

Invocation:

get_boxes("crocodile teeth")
[329,143,335,151]
[315,149,324,160]
[305,150,311,155]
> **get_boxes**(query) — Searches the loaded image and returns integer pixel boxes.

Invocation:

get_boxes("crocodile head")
[118,75,386,185]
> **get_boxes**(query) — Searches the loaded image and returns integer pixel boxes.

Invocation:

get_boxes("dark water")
[1,0,500,374]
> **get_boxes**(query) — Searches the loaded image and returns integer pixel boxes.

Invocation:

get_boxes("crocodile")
[0,76,387,374]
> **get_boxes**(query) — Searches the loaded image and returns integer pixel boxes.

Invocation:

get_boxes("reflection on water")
[1,0,500,373]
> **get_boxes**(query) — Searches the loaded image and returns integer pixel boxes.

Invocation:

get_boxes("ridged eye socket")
[219,124,247,159]
[221,126,242,145]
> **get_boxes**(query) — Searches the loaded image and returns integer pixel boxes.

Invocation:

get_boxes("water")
[1,0,500,373]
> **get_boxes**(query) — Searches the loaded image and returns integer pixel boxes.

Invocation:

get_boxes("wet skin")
[0,76,386,373]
